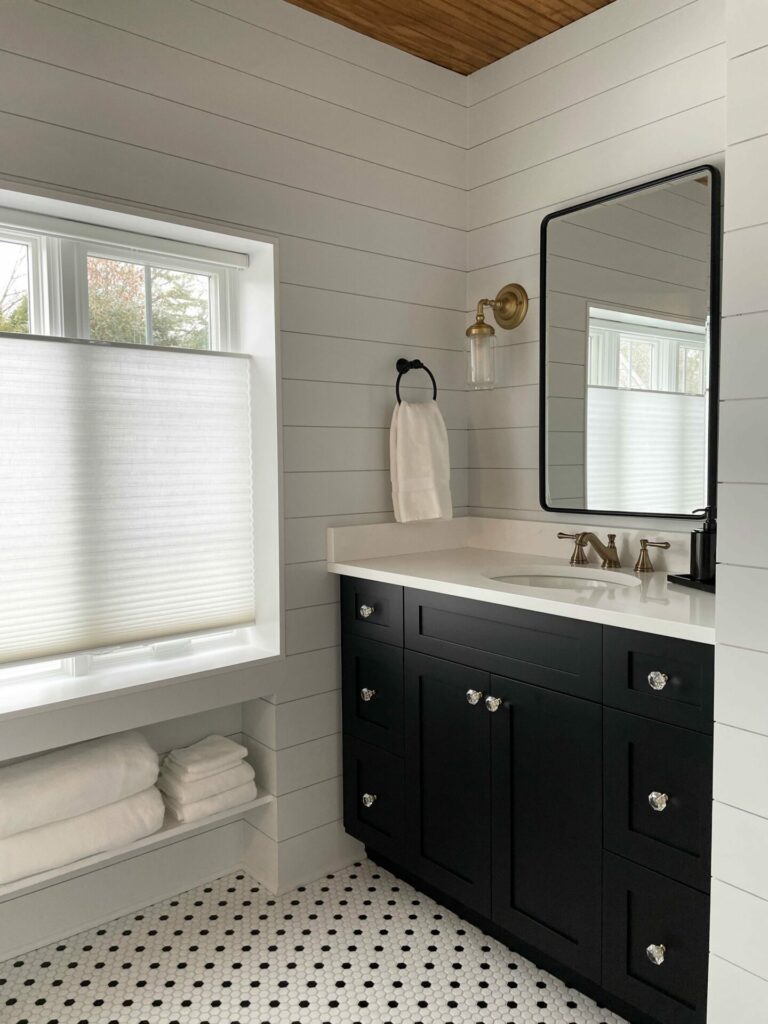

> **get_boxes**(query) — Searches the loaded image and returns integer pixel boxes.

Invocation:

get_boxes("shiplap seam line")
[189,0,468,108]
[469,97,724,218]
[35,0,466,149]
[0,169,464,275]
[465,0,699,107]
[0,47,468,192]
[0,107,467,236]
[468,41,723,150]
[467,151,724,234]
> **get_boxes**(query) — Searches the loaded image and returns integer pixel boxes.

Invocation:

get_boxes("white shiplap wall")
[0,0,468,892]
[708,0,768,1015]
[464,0,726,522]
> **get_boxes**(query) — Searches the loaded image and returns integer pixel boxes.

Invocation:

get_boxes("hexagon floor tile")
[0,859,628,1024]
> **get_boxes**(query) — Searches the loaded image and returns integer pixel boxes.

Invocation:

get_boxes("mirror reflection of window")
[585,307,708,513]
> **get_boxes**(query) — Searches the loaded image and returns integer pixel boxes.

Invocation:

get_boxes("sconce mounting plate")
[492,283,529,330]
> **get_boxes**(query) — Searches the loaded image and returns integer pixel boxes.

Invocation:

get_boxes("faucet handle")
[634,539,671,573]
[557,531,588,566]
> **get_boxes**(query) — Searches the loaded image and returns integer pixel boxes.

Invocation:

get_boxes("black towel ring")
[395,358,437,404]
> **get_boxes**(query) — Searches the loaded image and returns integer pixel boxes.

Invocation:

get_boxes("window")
[588,307,707,395]
[0,202,279,684]
[0,237,31,333]
[585,306,708,513]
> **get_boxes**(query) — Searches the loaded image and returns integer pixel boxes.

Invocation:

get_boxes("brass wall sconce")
[466,283,529,389]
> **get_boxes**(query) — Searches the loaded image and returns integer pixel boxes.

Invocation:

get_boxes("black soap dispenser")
[669,507,717,592]
[690,506,717,585]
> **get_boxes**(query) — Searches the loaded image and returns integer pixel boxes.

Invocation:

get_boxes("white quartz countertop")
[328,546,715,644]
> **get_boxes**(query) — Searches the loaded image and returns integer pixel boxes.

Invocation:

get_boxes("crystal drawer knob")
[646,943,666,966]
[485,695,502,713]
[359,604,375,619]
[647,670,669,691]
[648,791,669,812]
[361,792,377,808]
[466,689,483,706]
[360,687,376,702]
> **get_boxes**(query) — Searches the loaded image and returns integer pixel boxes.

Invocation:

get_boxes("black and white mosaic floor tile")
[0,859,627,1024]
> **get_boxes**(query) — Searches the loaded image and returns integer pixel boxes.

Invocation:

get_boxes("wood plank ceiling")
[283,0,616,75]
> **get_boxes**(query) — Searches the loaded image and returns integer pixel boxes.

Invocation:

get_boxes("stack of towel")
[0,731,163,885]
[158,735,256,824]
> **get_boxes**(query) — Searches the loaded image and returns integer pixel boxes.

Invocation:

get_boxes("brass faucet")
[557,532,621,569]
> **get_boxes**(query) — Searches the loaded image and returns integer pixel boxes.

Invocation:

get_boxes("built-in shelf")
[0,792,274,902]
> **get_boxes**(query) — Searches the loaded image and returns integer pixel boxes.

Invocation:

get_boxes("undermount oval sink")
[489,566,641,592]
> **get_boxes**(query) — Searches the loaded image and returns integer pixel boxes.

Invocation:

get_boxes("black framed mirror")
[539,165,721,519]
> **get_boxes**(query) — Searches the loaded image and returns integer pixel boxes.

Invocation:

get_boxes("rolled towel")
[0,731,159,839]
[0,787,164,885]
[158,760,255,805]
[165,734,247,778]
[164,779,257,824]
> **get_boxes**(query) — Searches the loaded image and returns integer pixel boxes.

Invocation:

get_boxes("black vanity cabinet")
[340,577,714,1024]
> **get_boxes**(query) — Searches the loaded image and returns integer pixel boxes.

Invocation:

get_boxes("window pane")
[87,256,147,345]
[0,240,30,334]
[618,338,631,389]
[630,340,653,390]
[150,267,211,349]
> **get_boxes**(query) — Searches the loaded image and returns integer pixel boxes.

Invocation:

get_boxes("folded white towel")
[0,787,164,885]
[165,735,247,778]
[164,779,257,824]
[390,399,452,523]
[157,761,255,805]
[0,731,159,840]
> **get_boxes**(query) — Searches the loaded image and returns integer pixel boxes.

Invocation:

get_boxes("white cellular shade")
[0,335,255,664]
[586,386,706,514]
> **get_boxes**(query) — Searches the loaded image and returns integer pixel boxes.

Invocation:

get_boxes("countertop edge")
[328,560,716,645]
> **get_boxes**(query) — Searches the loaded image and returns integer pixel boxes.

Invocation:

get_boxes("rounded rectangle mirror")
[540,165,721,519]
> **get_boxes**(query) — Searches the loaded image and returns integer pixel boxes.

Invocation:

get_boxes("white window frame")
[0,194,281,715]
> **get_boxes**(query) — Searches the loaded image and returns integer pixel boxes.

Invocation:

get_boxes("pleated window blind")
[0,335,256,665]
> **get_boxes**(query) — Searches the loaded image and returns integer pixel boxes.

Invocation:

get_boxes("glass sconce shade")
[467,323,496,389]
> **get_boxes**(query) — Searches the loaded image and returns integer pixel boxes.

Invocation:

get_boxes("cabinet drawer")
[405,588,602,700]
[342,737,405,862]
[603,854,709,1024]
[341,577,403,647]
[604,711,712,891]
[342,637,404,753]
[604,628,714,733]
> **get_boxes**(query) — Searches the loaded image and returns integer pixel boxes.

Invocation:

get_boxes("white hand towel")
[0,731,159,839]
[165,735,247,778]
[390,399,452,523]
[157,761,255,805]
[164,780,258,824]
[0,787,164,885]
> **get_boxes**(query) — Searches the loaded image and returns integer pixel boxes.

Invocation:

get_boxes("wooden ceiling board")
[284,0,615,74]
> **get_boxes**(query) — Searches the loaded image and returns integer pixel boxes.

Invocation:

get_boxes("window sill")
[0,642,282,723]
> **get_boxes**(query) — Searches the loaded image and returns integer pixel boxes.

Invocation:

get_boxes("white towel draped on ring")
[390,399,452,523]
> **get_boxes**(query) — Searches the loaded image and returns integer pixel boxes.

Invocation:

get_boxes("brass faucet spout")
[580,532,621,569]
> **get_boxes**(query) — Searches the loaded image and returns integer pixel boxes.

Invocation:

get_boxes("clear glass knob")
[359,604,375,619]
[466,689,483,706]
[646,943,666,966]
[485,695,502,713]
[360,687,376,702]
[647,670,669,691]
[648,791,669,812]
[361,793,377,808]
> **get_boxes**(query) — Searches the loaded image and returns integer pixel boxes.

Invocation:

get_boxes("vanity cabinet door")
[404,651,492,917]
[489,675,603,983]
